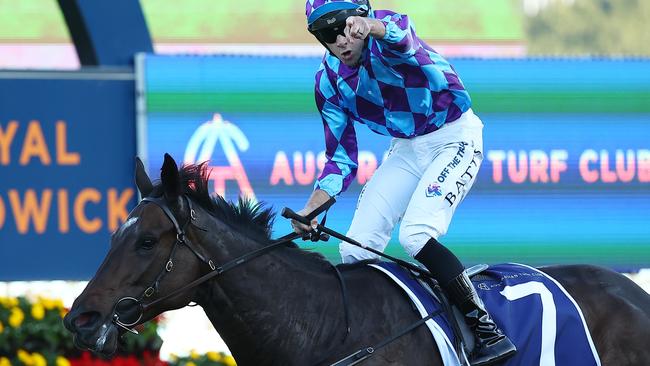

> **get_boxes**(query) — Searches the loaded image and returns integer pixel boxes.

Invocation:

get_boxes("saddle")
[369,262,601,366]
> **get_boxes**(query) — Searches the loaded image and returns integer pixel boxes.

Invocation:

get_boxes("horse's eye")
[139,238,156,250]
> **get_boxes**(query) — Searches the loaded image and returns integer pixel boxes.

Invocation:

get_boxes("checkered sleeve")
[376,13,418,58]
[313,65,359,197]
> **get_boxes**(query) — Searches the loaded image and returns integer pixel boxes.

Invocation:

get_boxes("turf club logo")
[184,113,256,202]
[425,183,442,197]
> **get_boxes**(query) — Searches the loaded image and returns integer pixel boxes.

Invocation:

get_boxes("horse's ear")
[134,157,153,197]
[160,153,182,200]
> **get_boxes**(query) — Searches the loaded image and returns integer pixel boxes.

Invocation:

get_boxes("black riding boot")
[415,238,516,366]
[446,272,517,366]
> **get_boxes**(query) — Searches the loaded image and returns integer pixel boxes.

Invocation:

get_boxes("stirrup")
[465,264,488,278]
[469,335,517,366]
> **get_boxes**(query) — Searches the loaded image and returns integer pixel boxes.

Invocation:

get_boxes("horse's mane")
[179,163,275,240]
[153,162,329,264]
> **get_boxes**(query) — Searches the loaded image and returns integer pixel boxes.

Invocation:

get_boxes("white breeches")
[340,109,484,263]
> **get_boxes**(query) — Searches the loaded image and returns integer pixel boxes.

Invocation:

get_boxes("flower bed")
[0,296,235,366]
[167,352,235,366]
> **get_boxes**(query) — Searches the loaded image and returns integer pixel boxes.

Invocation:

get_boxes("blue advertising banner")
[138,55,650,270]
[0,71,137,280]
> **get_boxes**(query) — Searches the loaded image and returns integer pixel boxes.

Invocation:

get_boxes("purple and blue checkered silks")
[312,8,472,197]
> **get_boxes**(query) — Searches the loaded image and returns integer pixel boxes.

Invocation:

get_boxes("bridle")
[110,195,304,333]
[111,195,307,334]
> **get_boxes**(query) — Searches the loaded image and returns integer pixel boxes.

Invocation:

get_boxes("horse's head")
[64,154,214,356]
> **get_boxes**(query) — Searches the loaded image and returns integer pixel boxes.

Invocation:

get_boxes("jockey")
[292,0,516,364]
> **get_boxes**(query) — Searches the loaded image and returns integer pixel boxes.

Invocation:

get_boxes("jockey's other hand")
[293,189,332,236]
[291,208,318,235]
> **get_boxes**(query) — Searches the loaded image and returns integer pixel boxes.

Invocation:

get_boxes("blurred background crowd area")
[1,0,649,70]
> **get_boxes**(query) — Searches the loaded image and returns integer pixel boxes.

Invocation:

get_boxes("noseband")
[111,195,301,334]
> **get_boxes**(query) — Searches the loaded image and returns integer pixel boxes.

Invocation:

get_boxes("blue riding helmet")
[306,0,370,44]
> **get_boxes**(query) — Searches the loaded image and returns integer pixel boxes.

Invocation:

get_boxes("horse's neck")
[196,232,345,364]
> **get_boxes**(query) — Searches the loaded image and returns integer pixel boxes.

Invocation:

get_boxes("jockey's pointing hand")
[345,16,371,43]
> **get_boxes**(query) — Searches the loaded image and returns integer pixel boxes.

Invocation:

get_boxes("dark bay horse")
[64,154,650,365]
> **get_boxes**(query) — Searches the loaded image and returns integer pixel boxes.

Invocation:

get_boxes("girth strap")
[332,264,351,343]
[328,309,442,366]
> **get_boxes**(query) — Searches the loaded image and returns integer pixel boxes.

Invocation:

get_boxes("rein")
[330,309,443,366]
[282,207,434,278]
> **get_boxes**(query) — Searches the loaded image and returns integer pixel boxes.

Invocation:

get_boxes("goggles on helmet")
[308,1,370,44]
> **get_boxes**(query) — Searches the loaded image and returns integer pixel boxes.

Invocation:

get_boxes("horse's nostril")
[73,311,100,329]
